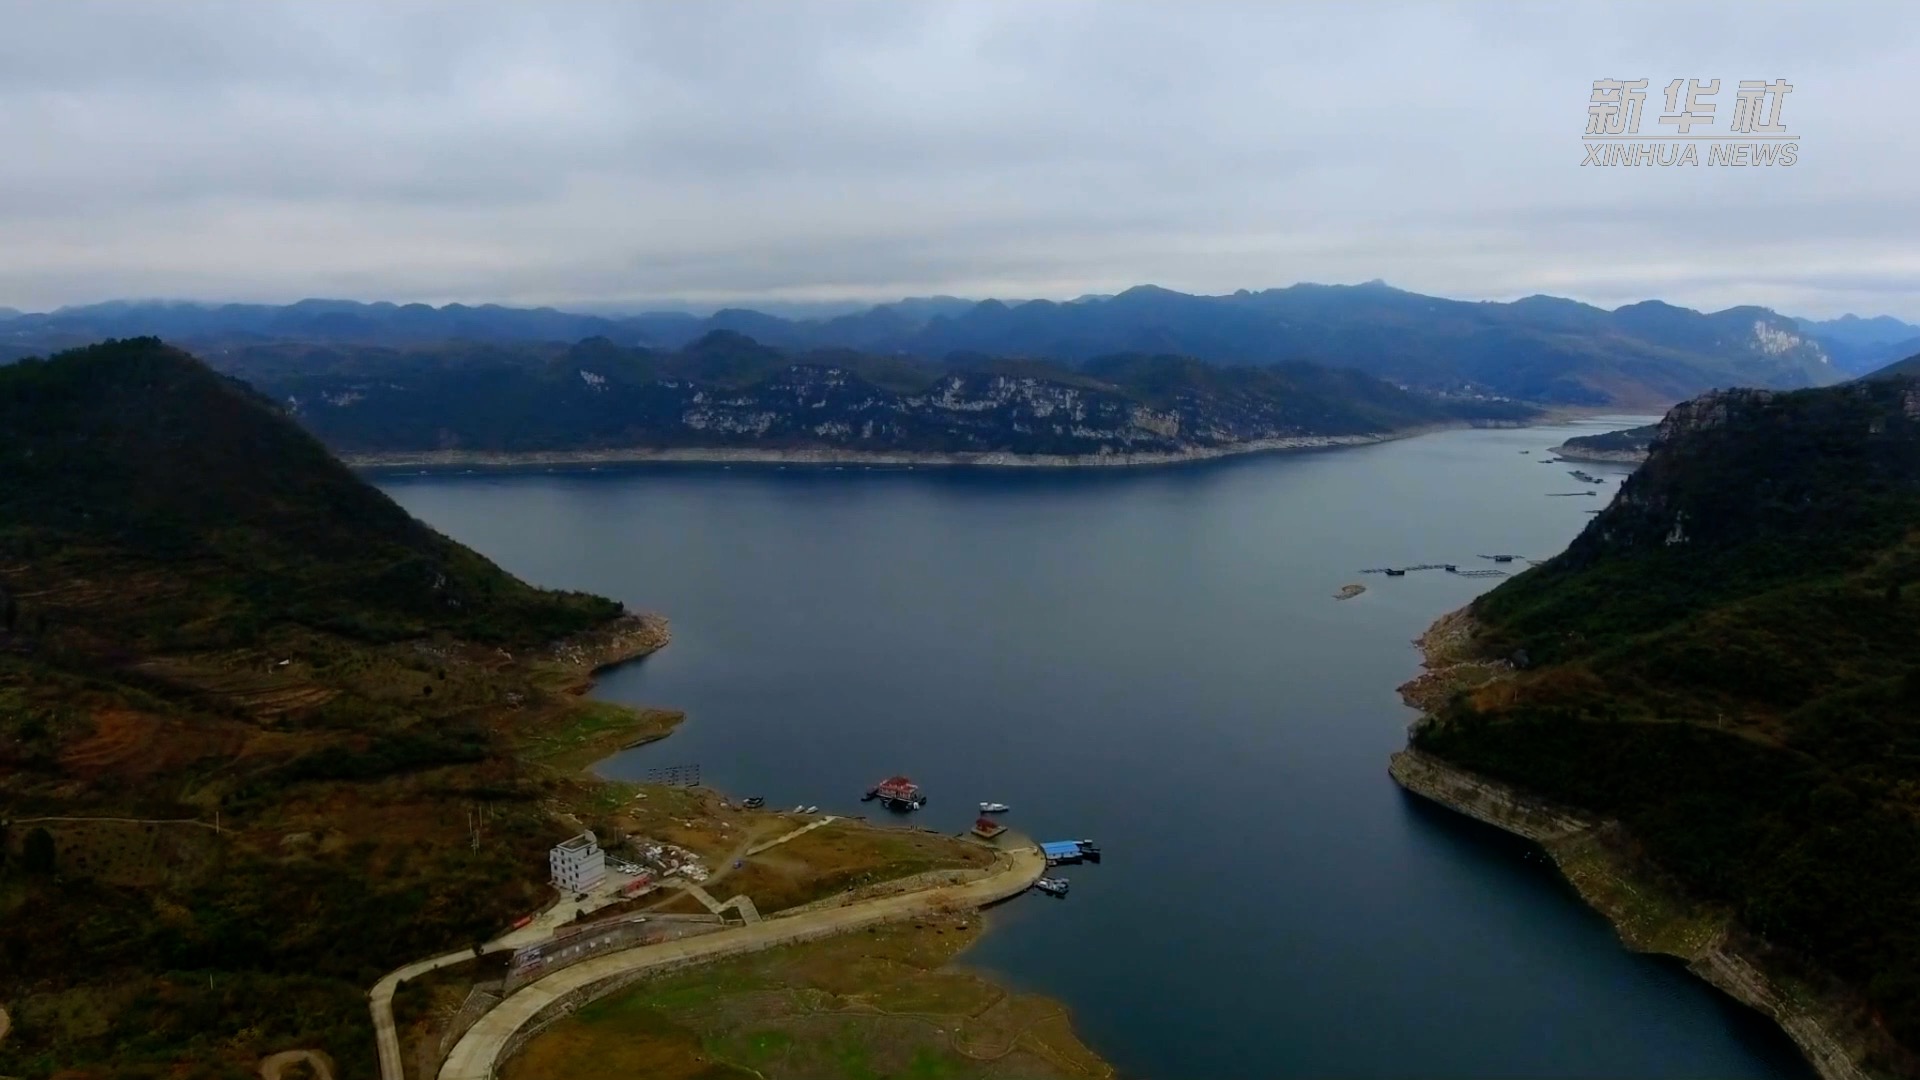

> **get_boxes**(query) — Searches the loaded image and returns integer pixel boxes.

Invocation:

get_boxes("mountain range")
[6,283,1906,407]
[195,332,1532,463]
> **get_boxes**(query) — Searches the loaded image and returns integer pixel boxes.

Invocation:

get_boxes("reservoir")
[380,420,1810,1079]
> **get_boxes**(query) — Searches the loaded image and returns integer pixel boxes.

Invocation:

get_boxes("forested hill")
[1417,377,1920,1073]
[0,337,619,646]
[0,337,652,1075]
[194,333,1534,461]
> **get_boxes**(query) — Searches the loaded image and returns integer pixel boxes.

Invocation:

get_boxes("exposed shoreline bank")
[1391,607,1879,1080]
[338,423,1505,474]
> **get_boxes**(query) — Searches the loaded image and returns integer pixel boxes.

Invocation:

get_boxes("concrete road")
[370,867,657,1080]
[438,843,1046,1080]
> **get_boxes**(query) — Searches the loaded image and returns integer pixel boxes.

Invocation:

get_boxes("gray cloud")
[0,0,1914,317]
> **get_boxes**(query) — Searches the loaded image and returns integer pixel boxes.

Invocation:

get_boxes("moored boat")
[979,801,1010,813]
[1034,877,1069,896]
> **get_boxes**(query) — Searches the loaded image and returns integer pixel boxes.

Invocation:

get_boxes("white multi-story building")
[549,830,607,894]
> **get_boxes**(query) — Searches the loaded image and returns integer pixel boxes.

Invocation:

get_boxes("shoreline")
[494,617,1116,1079]
[1392,607,1878,1080]
[338,424,1492,473]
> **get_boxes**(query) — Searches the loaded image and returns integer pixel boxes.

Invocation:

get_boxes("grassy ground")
[716,823,997,915]
[502,921,1113,1080]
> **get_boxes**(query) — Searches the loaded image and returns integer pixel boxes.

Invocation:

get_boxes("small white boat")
[979,802,1010,813]
[1034,877,1069,896]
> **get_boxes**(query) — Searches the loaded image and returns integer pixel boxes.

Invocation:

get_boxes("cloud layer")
[2,1,1915,317]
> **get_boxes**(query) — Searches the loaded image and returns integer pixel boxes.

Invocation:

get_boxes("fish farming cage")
[643,763,702,787]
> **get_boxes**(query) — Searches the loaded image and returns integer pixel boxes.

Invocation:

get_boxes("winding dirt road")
[436,843,1045,1080]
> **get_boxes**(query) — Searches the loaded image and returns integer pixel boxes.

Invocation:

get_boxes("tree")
[22,826,55,875]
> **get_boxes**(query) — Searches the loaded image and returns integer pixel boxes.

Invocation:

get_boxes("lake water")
[379,419,1810,1080]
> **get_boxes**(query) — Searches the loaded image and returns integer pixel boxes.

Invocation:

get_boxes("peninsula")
[0,339,1111,1079]
[1392,382,1920,1080]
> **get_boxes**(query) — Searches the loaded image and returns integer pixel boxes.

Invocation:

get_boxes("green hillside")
[0,338,618,647]
[1416,378,1920,1072]
[0,340,658,1078]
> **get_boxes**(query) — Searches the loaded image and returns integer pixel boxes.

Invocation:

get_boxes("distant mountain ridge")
[0,283,1869,407]
[192,332,1531,463]
[1796,314,1920,375]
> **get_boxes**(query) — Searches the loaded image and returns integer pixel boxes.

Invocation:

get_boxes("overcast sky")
[2,1,1916,318]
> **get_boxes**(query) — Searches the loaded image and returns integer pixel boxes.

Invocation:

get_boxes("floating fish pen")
[1403,563,1451,572]
[1041,839,1102,865]
[1478,554,1519,563]
[1451,568,1509,578]
[1546,491,1598,497]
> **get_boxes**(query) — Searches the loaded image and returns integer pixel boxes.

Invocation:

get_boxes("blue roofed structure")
[1041,841,1082,860]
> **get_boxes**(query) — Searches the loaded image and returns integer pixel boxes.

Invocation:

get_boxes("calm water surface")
[380,420,1810,1080]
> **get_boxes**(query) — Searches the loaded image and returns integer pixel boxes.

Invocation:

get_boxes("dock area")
[971,817,1008,840]
[1041,839,1101,865]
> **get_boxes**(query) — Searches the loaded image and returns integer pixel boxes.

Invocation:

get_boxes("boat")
[742,796,765,809]
[979,801,1010,813]
[1034,877,1069,896]
[1383,568,1407,577]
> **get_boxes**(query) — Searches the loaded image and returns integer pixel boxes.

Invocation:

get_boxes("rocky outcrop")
[1393,744,1875,1080]
[542,613,670,678]
[1388,749,1590,842]
[1551,422,1656,464]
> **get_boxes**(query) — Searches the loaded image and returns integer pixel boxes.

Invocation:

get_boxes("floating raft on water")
[1041,839,1102,865]
[1451,569,1509,578]
[863,776,926,811]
